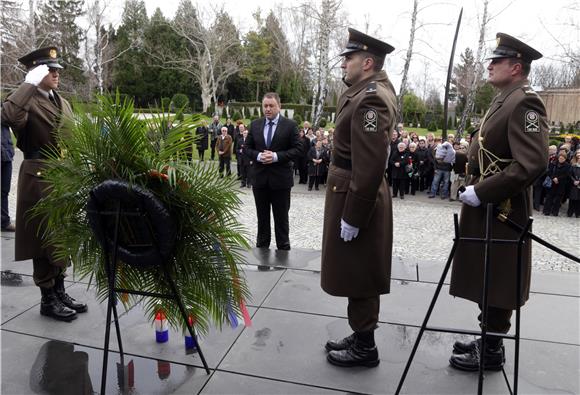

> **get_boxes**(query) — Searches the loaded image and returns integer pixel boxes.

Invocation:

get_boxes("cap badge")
[496,37,501,46]
[49,49,57,58]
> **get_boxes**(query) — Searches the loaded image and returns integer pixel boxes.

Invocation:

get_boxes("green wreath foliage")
[33,93,250,333]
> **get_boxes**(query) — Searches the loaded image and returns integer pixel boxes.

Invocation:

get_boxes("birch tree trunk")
[397,0,418,123]
[457,0,488,139]
[311,0,340,128]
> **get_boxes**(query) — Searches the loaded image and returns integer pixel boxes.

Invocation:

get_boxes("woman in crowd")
[543,151,571,216]
[567,149,580,218]
[390,142,410,199]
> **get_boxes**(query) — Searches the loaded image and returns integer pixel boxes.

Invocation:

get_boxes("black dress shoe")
[327,343,379,368]
[449,342,505,371]
[277,244,291,251]
[40,288,77,322]
[325,333,355,352]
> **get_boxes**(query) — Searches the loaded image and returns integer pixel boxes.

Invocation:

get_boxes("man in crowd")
[449,33,548,371]
[2,47,87,321]
[208,115,222,161]
[321,28,397,368]
[244,92,301,250]
[216,126,233,177]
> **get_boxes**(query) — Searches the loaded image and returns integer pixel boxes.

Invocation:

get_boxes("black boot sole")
[40,310,78,322]
[449,357,504,372]
[326,353,380,368]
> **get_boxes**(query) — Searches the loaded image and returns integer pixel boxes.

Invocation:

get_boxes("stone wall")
[537,88,580,126]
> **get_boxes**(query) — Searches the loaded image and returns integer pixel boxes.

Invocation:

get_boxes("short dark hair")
[360,51,384,71]
[508,58,531,77]
[262,92,281,105]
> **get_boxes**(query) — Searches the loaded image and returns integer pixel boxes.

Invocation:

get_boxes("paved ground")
[2,151,579,394]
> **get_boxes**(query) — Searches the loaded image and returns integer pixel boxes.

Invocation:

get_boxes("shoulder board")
[365,81,377,94]
[522,85,538,96]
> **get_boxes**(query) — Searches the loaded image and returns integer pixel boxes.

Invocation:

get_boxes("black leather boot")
[40,287,77,322]
[449,339,505,371]
[453,337,479,354]
[327,331,379,368]
[325,332,356,352]
[54,276,88,313]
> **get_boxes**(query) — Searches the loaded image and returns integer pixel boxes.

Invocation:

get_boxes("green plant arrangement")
[33,93,250,334]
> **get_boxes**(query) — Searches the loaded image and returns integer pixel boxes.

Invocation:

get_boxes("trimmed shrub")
[293,113,303,126]
[232,111,242,122]
[427,121,438,132]
[318,118,327,128]
[161,97,171,110]
[171,93,189,111]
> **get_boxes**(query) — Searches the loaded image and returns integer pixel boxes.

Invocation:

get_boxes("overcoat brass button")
[333,186,337,192]
[36,171,42,176]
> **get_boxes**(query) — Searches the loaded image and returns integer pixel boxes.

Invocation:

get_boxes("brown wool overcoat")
[2,83,73,264]
[321,71,397,297]
[450,79,549,309]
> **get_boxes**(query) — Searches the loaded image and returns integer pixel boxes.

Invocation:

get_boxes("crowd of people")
[533,136,580,217]
[190,116,580,219]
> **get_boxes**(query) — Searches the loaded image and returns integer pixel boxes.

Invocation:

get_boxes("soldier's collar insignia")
[365,81,377,93]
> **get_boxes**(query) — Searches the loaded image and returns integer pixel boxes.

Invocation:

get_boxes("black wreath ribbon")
[86,179,176,268]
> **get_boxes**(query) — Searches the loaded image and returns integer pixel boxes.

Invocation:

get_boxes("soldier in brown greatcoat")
[2,47,87,321]
[321,28,397,368]
[449,33,548,371]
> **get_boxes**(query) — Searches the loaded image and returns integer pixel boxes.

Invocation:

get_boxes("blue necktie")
[266,121,274,148]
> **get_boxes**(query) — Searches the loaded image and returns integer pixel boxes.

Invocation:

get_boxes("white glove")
[340,218,359,242]
[459,185,481,207]
[24,65,49,86]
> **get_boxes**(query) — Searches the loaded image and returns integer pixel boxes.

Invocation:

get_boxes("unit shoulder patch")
[363,108,378,132]
[524,110,540,133]
[365,82,377,94]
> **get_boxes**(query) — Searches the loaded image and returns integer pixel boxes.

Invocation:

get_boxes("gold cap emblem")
[496,37,501,46]
[49,49,57,58]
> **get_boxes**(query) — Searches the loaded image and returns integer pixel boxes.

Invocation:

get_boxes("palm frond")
[32,93,250,334]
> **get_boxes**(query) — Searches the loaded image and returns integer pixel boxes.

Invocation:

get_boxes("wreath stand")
[86,180,211,395]
[395,204,532,395]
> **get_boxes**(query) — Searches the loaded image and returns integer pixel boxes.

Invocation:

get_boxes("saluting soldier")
[449,33,549,371]
[2,47,87,321]
[321,28,397,368]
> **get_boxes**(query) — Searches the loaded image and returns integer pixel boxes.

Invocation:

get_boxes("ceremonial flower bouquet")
[33,93,250,333]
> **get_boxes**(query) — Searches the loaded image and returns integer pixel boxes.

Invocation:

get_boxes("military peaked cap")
[18,46,64,70]
[487,33,542,63]
[340,28,395,59]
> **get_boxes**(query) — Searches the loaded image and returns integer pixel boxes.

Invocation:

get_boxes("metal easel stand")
[395,203,532,395]
[95,201,211,395]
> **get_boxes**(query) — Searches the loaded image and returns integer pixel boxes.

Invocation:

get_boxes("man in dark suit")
[244,92,301,250]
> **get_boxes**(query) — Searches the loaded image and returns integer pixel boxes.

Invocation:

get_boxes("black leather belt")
[332,156,352,170]
[24,151,45,160]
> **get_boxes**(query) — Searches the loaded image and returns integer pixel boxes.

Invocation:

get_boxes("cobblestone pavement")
[236,179,580,273]
[7,151,579,272]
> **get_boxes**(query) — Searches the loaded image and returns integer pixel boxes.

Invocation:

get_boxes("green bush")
[171,93,189,111]
[232,111,242,122]
[427,121,438,132]
[250,115,259,122]
[293,113,303,126]
[161,97,171,110]
[318,118,327,128]
[549,139,561,146]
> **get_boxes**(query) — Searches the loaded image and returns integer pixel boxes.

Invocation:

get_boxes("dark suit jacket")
[244,115,301,189]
